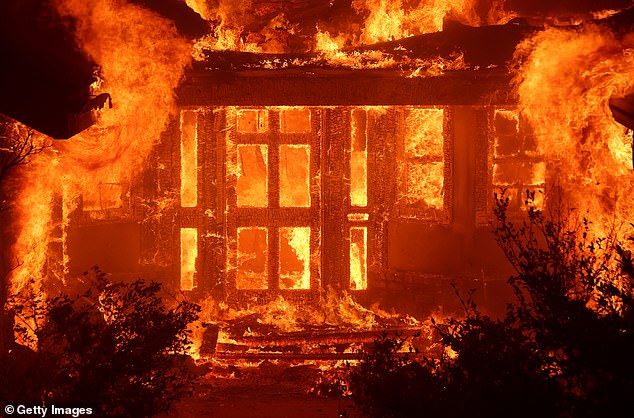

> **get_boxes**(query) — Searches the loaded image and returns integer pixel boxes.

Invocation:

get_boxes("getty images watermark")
[3,403,95,417]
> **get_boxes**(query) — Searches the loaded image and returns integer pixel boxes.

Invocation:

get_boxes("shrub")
[346,193,634,418]
[1,268,201,417]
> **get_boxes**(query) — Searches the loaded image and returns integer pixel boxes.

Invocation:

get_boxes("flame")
[188,287,422,357]
[180,228,197,291]
[8,0,190,297]
[350,227,368,290]
[236,144,268,207]
[402,108,445,209]
[236,227,268,290]
[191,0,264,55]
[280,145,311,207]
[515,24,634,237]
[354,0,461,43]
[280,227,311,290]
[180,110,198,208]
[350,109,368,207]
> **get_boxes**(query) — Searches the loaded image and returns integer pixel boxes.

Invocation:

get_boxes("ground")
[170,360,360,418]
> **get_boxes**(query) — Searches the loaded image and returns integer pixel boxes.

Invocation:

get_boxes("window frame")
[224,107,321,294]
[395,106,453,223]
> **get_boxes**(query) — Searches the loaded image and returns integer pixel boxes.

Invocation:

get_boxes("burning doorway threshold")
[194,292,425,362]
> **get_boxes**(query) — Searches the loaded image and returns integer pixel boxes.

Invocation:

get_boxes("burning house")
[2,0,634,360]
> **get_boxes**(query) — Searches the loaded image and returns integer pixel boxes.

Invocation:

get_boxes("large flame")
[515,24,634,238]
[9,0,190,296]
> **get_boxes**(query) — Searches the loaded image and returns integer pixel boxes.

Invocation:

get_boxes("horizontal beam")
[177,68,515,107]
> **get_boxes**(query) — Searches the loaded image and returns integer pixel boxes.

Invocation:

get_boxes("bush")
[1,269,201,417]
[347,193,634,418]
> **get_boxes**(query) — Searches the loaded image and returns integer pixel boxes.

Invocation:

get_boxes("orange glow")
[515,25,634,236]
[236,227,268,290]
[82,183,123,212]
[191,0,264,56]
[350,227,368,290]
[180,228,198,291]
[180,110,198,208]
[280,145,311,207]
[237,109,268,133]
[402,108,445,210]
[350,109,368,207]
[279,108,311,134]
[279,227,311,290]
[405,108,444,157]
[237,145,268,207]
[184,0,212,20]
[491,109,545,211]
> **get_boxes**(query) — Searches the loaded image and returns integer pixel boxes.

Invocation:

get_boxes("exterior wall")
[59,100,526,317]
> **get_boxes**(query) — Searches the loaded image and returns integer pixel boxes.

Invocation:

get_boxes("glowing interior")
[403,108,444,209]
[492,109,545,210]
[237,109,268,133]
[180,228,197,291]
[350,109,368,207]
[279,227,311,289]
[350,226,368,290]
[180,110,198,208]
[279,108,311,133]
[237,144,268,207]
[280,145,311,207]
[236,227,268,289]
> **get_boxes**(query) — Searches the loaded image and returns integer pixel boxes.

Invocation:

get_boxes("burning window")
[347,108,371,290]
[237,109,268,133]
[180,228,197,291]
[349,226,367,290]
[350,109,368,207]
[237,144,268,207]
[227,107,317,292]
[279,227,310,289]
[279,108,311,133]
[398,107,448,220]
[279,144,310,207]
[180,110,198,208]
[492,109,545,211]
[236,227,268,290]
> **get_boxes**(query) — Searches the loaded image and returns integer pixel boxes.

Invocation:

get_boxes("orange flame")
[515,24,634,238]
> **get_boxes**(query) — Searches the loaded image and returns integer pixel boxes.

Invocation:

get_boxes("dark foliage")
[1,268,201,417]
[347,192,634,418]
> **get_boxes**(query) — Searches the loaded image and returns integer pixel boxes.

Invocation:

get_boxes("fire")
[236,144,268,207]
[236,227,268,290]
[280,145,311,207]
[515,24,634,237]
[402,108,445,210]
[353,0,474,44]
[8,0,190,298]
[180,228,197,291]
[350,109,368,207]
[279,227,311,290]
[350,227,368,291]
[180,110,198,208]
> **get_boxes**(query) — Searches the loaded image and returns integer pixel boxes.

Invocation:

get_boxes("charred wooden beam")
[230,326,421,347]
[178,68,514,106]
